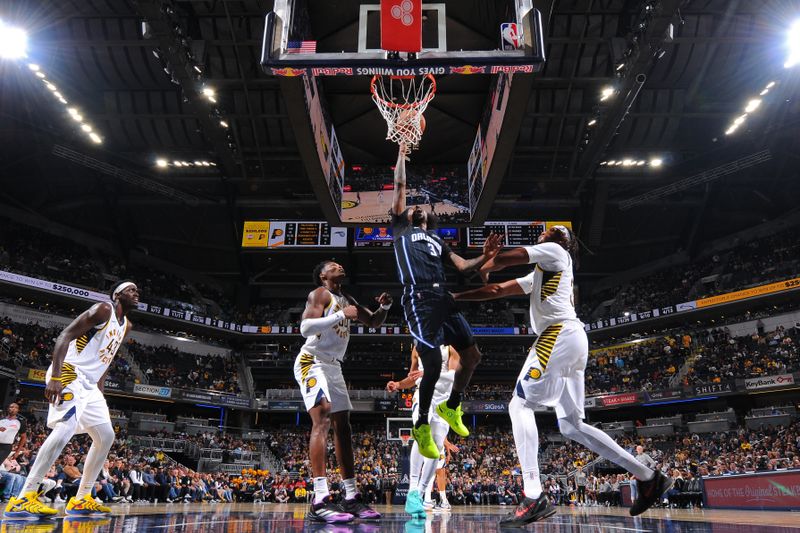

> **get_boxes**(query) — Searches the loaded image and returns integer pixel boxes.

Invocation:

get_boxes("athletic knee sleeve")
[77,423,116,499]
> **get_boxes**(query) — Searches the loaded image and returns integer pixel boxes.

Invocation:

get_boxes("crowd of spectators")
[125,342,242,395]
[586,226,800,320]
[687,324,799,384]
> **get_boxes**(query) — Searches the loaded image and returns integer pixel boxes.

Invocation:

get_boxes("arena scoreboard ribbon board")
[242,221,347,248]
[466,221,572,248]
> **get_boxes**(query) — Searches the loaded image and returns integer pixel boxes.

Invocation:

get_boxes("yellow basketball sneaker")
[3,491,58,520]
[436,401,469,437]
[411,424,439,459]
[65,495,111,516]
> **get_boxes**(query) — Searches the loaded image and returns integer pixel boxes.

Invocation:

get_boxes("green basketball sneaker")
[411,424,439,459]
[436,401,469,437]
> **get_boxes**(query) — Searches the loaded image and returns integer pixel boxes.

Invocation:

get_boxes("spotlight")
[194,160,202,166]
[71,113,83,122]
[622,159,634,166]
[88,132,102,144]
[607,160,617,165]
[616,63,625,71]
[35,71,45,78]
[650,158,663,167]
[765,81,776,89]
[760,89,769,96]
[194,65,202,73]
[733,114,747,125]
[744,99,761,113]
[0,21,28,60]
[45,83,57,91]
[587,119,597,126]
[173,160,182,167]
[599,161,607,166]
[785,19,800,68]
[156,159,168,168]
[27,63,39,71]
[81,124,92,132]
[219,120,229,128]
[201,161,210,167]
[725,125,738,135]
[53,91,62,98]
[600,86,615,101]
[57,97,67,104]
[636,160,646,166]
[67,107,79,116]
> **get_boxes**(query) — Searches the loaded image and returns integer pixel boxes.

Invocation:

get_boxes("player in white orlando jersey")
[453,226,673,526]
[4,280,138,520]
[386,345,459,518]
[296,260,392,524]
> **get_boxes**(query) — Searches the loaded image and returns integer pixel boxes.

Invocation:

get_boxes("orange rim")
[370,73,437,110]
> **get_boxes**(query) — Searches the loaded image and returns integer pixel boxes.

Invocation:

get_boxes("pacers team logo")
[306,377,317,393]
[341,200,357,209]
[527,367,542,380]
[61,392,74,402]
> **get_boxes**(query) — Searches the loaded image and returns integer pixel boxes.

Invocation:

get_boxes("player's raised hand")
[375,292,393,307]
[342,305,358,319]
[483,232,503,258]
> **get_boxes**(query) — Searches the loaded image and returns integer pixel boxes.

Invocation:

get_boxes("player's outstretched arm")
[47,302,113,404]
[391,143,408,216]
[447,232,502,274]
[299,288,356,337]
[350,292,393,328]
[478,246,531,282]
[451,279,525,302]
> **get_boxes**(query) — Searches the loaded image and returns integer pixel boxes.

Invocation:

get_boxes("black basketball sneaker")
[307,496,354,523]
[499,494,556,528]
[630,470,674,516]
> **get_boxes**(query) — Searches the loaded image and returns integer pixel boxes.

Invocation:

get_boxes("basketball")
[420,114,426,133]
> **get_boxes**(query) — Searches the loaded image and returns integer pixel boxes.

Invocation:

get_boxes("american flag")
[286,40,316,54]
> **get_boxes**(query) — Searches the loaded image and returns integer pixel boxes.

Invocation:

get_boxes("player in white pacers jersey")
[453,226,673,526]
[386,345,459,518]
[295,260,392,524]
[4,280,138,520]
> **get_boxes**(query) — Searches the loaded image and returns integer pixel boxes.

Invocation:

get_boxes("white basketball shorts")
[293,353,353,413]
[45,363,111,433]
[513,320,588,420]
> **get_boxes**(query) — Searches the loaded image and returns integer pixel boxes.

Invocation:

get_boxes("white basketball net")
[370,74,436,153]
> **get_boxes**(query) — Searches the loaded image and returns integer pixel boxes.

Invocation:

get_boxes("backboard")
[261,1,545,226]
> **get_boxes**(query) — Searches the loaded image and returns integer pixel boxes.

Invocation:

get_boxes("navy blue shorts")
[401,286,475,352]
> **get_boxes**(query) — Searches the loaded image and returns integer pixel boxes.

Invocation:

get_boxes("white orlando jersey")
[415,345,454,406]
[515,242,581,334]
[63,305,130,383]
[301,290,351,361]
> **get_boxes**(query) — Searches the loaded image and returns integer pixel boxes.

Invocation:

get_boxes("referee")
[390,143,501,459]
[0,402,27,460]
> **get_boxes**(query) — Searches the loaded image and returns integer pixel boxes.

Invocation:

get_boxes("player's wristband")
[380,303,392,311]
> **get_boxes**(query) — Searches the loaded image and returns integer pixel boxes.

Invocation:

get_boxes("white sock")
[313,477,329,503]
[424,485,433,503]
[439,490,448,503]
[343,478,357,500]
[509,396,543,499]
[558,412,654,481]
[409,441,423,492]
[76,423,115,500]
[20,418,77,495]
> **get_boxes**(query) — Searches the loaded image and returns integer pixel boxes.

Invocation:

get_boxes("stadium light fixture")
[0,20,28,60]
[80,124,92,132]
[88,132,102,144]
[785,19,800,68]
[219,120,229,128]
[27,63,39,71]
[649,158,663,167]
[156,158,168,168]
[744,99,761,113]
[733,114,747,125]
[35,71,45,78]
[600,86,615,101]
[725,125,739,135]
[587,119,597,126]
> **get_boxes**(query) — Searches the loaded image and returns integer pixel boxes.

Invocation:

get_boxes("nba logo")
[500,23,520,50]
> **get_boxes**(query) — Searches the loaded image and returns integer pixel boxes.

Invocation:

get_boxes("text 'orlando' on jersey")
[392,213,452,286]
[514,242,581,334]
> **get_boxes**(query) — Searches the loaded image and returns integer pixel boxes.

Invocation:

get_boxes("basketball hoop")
[400,434,412,447]
[370,73,436,153]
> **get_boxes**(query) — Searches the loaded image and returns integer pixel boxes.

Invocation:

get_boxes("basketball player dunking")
[390,142,501,460]
[4,280,138,520]
[386,345,458,518]
[295,260,391,523]
[452,226,673,526]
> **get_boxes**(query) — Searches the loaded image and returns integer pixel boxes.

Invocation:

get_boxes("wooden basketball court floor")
[2,503,798,533]
[342,190,465,223]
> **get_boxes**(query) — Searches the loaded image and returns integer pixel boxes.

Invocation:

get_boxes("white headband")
[113,282,137,298]
[552,225,572,241]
